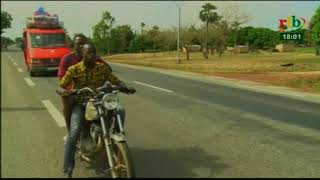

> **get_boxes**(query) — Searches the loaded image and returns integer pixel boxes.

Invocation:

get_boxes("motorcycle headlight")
[102,94,119,110]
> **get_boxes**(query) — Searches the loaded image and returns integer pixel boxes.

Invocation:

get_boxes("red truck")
[22,7,70,76]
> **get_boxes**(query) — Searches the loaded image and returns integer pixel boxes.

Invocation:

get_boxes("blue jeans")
[63,104,126,176]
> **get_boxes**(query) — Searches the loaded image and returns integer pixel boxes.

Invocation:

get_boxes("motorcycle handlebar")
[70,87,95,96]
[69,85,136,97]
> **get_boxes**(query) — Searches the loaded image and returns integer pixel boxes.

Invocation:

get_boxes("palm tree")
[151,25,160,56]
[140,22,146,34]
[199,3,220,59]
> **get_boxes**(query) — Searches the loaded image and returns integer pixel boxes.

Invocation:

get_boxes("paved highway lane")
[1,49,320,177]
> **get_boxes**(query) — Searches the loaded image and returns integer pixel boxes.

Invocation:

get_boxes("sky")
[2,1,319,39]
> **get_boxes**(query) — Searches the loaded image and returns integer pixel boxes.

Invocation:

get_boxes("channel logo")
[279,16,306,32]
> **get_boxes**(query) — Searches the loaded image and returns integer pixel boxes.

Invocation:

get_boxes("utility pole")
[177,6,181,64]
[174,2,181,64]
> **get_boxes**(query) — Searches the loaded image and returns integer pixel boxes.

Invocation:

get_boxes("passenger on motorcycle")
[58,33,112,132]
[58,43,130,178]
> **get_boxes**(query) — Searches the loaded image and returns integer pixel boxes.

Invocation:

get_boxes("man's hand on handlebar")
[118,81,136,95]
[57,83,136,97]
[119,86,136,95]
[122,87,136,95]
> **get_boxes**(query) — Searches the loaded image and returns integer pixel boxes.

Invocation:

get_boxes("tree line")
[1,4,319,56]
[89,4,319,58]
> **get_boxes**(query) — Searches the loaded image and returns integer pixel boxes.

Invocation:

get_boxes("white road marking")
[17,68,24,72]
[41,100,66,128]
[13,62,18,66]
[133,81,174,93]
[24,78,35,86]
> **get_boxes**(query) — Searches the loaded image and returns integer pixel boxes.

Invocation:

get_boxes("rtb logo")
[279,16,306,32]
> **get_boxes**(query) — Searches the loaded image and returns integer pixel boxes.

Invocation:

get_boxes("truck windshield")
[30,33,67,48]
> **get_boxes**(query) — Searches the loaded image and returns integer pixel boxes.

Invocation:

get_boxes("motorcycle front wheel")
[109,141,135,178]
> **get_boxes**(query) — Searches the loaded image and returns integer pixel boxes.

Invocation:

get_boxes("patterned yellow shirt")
[59,61,121,104]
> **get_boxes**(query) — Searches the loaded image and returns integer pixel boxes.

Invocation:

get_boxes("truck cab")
[23,28,70,76]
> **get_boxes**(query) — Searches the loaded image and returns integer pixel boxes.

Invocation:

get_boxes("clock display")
[280,33,303,41]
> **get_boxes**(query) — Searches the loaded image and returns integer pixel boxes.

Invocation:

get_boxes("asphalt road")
[1,48,320,178]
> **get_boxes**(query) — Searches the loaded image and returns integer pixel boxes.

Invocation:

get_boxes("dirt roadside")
[208,71,320,94]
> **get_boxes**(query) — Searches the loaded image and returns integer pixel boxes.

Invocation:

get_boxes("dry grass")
[103,48,320,93]
[105,50,319,73]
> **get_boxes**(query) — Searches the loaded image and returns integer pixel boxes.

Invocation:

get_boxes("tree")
[140,22,146,34]
[92,11,115,54]
[14,37,24,44]
[156,29,176,52]
[63,29,72,47]
[208,20,230,57]
[305,29,313,47]
[230,21,241,48]
[109,24,134,53]
[87,36,93,44]
[221,4,251,48]
[247,27,279,49]
[235,26,254,46]
[230,26,279,50]
[145,25,161,55]
[1,11,13,34]
[180,25,200,60]
[1,36,14,51]
[309,6,320,56]
[199,3,220,59]
[14,37,24,49]
[128,34,147,52]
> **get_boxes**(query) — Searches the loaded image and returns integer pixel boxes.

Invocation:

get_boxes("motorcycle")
[58,81,136,178]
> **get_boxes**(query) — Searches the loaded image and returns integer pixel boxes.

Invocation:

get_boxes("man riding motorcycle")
[58,33,112,132]
[57,43,134,178]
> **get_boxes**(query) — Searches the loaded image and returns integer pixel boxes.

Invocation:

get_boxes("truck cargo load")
[26,7,64,29]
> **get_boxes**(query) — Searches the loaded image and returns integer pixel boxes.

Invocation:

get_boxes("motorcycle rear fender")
[110,133,126,142]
